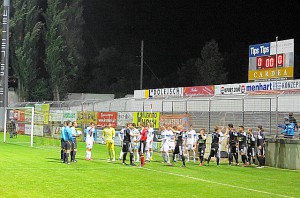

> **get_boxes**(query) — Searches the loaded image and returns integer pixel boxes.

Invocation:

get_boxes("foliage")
[194,39,227,86]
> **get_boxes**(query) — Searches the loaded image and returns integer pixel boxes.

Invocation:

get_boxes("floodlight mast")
[1,0,10,108]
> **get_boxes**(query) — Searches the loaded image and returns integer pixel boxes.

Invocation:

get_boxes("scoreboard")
[248,39,294,82]
[256,54,283,69]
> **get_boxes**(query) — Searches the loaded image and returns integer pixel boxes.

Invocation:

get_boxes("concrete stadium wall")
[266,138,300,170]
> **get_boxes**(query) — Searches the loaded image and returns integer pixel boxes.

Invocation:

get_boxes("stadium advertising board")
[76,111,97,124]
[183,86,214,96]
[134,90,149,99]
[160,114,190,129]
[149,87,183,98]
[63,111,76,121]
[118,112,133,127]
[133,112,160,128]
[97,112,118,128]
[49,110,63,122]
[248,39,294,82]
[215,84,246,95]
[35,104,50,124]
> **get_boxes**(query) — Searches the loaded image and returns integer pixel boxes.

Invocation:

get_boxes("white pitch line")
[142,167,294,198]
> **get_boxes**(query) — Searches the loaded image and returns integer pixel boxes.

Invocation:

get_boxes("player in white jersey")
[85,122,95,160]
[131,123,140,162]
[146,122,154,162]
[118,124,126,160]
[160,125,173,164]
[186,125,197,163]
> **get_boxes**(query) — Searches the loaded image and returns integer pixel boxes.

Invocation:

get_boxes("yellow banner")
[133,112,160,129]
[76,111,97,124]
[248,67,294,81]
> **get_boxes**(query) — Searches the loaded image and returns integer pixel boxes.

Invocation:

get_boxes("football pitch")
[0,135,299,198]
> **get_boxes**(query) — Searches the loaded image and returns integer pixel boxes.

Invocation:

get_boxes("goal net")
[3,107,61,148]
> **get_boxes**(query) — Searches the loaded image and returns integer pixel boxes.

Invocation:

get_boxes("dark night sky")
[83,0,300,84]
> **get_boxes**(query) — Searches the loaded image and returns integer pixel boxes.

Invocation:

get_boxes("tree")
[176,58,197,87]
[43,0,85,101]
[194,39,227,85]
[10,0,46,101]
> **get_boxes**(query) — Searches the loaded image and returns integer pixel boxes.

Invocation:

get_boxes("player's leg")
[207,147,214,165]
[106,140,111,161]
[111,140,115,161]
[179,145,186,167]
[129,143,135,166]
[186,144,190,162]
[192,145,196,163]
[71,139,77,162]
[145,141,150,162]
[60,139,64,160]
[228,146,233,165]
[215,147,220,166]
[233,146,239,165]
[65,141,71,164]
[119,141,123,160]
[122,142,128,164]
[251,147,256,165]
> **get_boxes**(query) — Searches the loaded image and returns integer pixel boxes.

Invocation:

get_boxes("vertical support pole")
[269,98,272,136]
[3,107,7,143]
[30,107,34,147]
[208,98,211,133]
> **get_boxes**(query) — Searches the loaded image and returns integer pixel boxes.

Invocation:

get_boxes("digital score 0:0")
[256,54,284,69]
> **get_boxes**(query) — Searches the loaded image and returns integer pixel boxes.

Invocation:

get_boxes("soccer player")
[63,121,73,164]
[145,122,154,162]
[226,124,239,166]
[237,126,248,166]
[172,125,186,167]
[207,127,222,166]
[118,124,126,160]
[186,125,197,163]
[70,121,79,162]
[131,123,140,162]
[85,122,95,160]
[247,128,256,165]
[257,125,266,168]
[139,123,148,166]
[102,123,116,162]
[197,129,206,166]
[160,125,173,164]
[60,121,67,161]
[122,123,135,166]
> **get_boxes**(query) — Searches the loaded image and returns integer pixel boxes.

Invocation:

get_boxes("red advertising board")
[184,86,214,96]
[97,112,118,128]
[160,114,190,129]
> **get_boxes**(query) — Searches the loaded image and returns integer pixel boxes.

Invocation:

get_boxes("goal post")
[3,106,34,147]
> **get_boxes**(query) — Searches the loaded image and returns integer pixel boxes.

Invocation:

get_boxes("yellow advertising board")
[133,112,160,129]
[248,67,293,81]
[76,111,97,124]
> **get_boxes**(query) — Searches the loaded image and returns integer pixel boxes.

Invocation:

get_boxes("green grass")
[0,133,300,198]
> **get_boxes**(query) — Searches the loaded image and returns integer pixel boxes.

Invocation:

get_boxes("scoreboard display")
[248,39,294,82]
[256,54,284,69]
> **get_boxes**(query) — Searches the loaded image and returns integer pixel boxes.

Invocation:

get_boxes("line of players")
[60,120,82,164]
[118,122,266,168]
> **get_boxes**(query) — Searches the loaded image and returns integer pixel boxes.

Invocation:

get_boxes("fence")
[3,91,300,137]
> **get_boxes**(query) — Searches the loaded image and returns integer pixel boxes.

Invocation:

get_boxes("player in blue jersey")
[70,121,79,163]
[60,121,67,161]
[63,121,73,164]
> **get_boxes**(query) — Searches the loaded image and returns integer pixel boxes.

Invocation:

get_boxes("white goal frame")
[3,107,35,147]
